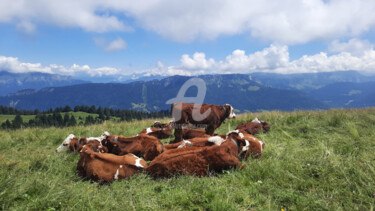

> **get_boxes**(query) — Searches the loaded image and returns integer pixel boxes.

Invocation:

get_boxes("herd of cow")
[55,103,270,184]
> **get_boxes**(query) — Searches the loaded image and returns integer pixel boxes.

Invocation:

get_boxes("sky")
[1,0,375,82]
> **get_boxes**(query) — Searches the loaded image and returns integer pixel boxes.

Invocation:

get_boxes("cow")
[235,117,271,135]
[101,132,164,161]
[56,133,107,153]
[77,143,147,184]
[162,129,265,159]
[163,136,225,150]
[138,121,173,139]
[150,121,172,129]
[70,137,108,154]
[146,130,247,178]
[181,129,212,139]
[171,102,236,143]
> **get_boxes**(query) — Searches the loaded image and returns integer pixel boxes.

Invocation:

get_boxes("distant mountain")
[308,81,375,108]
[0,71,88,96]
[0,74,328,112]
[249,71,375,91]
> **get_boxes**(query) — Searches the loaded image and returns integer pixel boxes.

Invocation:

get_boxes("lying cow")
[163,136,226,150]
[146,130,247,178]
[235,117,271,135]
[138,121,173,139]
[171,102,236,143]
[56,133,106,153]
[181,129,212,139]
[163,129,264,160]
[77,143,147,183]
[101,132,164,161]
[69,137,107,153]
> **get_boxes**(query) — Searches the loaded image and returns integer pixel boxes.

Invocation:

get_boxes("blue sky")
[1,0,375,82]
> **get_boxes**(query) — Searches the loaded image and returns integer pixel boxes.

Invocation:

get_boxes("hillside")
[0,108,374,210]
[0,74,328,112]
[249,70,375,91]
[308,81,375,108]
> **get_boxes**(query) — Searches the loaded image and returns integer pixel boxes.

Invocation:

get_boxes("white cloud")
[2,40,375,78]
[0,56,120,77]
[329,39,374,57]
[94,37,127,52]
[1,1,375,44]
[164,40,375,75]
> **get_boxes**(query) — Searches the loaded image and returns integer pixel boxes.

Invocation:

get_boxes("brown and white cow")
[77,143,147,183]
[163,135,225,150]
[235,117,271,135]
[181,129,212,139]
[171,102,236,143]
[101,133,164,161]
[163,129,265,159]
[146,130,247,178]
[137,121,173,139]
[69,137,108,154]
[56,133,107,153]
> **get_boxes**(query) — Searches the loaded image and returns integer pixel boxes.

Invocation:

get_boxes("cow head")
[102,135,121,154]
[80,142,104,155]
[251,117,261,124]
[238,129,265,159]
[56,134,75,152]
[225,104,236,119]
[225,130,247,155]
[261,121,271,133]
[100,131,110,140]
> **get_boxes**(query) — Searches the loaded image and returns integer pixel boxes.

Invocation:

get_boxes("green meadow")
[1,108,375,210]
[0,111,114,125]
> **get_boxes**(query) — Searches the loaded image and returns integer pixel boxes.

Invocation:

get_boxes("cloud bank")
[4,39,374,78]
[1,0,375,44]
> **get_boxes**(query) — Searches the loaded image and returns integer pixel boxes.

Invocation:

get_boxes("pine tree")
[63,113,70,126]
[69,115,77,126]
[12,114,23,129]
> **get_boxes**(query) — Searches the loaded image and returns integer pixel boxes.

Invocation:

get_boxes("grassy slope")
[0,112,110,125]
[1,108,375,210]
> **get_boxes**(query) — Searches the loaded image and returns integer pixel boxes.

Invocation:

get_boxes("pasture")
[1,108,375,210]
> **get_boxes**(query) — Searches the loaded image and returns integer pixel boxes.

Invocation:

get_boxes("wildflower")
[281,209,285,211]
[87,187,90,189]
[257,180,263,184]
[247,200,251,203]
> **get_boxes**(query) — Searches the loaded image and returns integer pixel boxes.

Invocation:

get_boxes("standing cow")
[171,102,236,143]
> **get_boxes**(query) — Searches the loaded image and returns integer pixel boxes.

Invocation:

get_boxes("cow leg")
[171,128,183,143]
[205,125,216,136]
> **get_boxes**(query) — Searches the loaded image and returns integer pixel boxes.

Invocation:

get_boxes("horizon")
[1,1,375,82]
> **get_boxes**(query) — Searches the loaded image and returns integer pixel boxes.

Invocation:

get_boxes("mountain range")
[0,70,374,112]
[0,71,87,96]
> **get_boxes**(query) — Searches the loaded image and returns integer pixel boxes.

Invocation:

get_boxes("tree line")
[0,105,170,130]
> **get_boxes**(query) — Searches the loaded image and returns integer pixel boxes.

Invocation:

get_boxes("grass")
[0,114,36,124]
[0,111,120,125]
[1,108,375,210]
